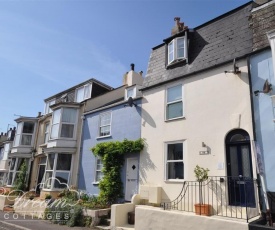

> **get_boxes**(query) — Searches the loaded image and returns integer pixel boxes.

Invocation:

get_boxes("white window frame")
[44,99,55,114]
[125,86,136,100]
[75,83,92,102]
[165,84,184,121]
[13,121,35,147]
[168,36,188,65]
[43,153,73,190]
[44,122,50,143]
[164,141,185,181]
[50,107,78,140]
[98,112,112,138]
[93,157,103,184]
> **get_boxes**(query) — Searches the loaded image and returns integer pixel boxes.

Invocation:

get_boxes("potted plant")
[194,165,211,216]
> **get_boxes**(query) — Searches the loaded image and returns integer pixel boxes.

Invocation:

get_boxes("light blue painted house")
[78,64,144,201]
[249,1,275,215]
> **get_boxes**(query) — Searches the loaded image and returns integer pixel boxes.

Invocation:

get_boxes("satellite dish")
[127,97,137,107]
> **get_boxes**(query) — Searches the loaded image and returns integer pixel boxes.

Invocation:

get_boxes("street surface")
[0,211,95,230]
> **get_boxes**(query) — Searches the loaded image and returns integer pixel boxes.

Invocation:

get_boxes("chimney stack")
[171,17,188,35]
[130,63,135,71]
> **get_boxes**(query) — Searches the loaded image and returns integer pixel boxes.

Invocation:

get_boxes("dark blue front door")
[226,130,255,207]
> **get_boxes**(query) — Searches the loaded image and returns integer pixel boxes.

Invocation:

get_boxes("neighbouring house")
[0,128,16,186]
[28,78,113,198]
[136,2,262,229]
[5,116,39,191]
[249,0,275,218]
[78,64,143,202]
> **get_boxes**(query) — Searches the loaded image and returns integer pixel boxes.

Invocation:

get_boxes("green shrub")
[91,138,145,204]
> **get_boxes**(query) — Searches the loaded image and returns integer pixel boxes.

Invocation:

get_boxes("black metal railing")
[161,176,259,222]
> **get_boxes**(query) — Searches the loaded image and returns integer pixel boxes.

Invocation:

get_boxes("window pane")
[96,171,104,182]
[54,172,69,188]
[21,134,32,145]
[84,84,91,99]
[177,38,185,58]
[168,41,174,63]
[62,108,77,123]
[168,143,183,160]
[167,162,184,179]
[22,122,34,134]
[127,88,134,98]
[47,154,55,170]
[100,126,110,136]
[167,85,182,103]
[7,172,14,185]
[10,158,16,170]
[61,124,74,138]
[96,159,103,170]
[50,124,59,139]
[100,113,111,126]
[44,123,49,143]
[52,109,61,124]
[167,102,183,119]
[56,154,72,170]
[76,87,84,102]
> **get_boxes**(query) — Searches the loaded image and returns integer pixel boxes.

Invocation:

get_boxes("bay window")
[14,122,35,146]
[50,108,77,139]
[166,84,183,120]
[43,153,72,190]
[166,142,184,180]
[7,158,29,186]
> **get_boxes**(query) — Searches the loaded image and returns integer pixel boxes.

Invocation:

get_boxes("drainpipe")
[75,101,86,190]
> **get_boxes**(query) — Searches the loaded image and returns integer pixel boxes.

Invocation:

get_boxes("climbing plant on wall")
[91,138,145,204]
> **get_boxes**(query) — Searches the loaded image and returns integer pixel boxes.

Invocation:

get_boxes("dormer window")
[168,36,187,65]
[14,122,35,146]
[44,99,55,114]
[75,83,92,102]
[125,86,136,100]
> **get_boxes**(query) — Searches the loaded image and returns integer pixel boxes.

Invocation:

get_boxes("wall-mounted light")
[199,142,210,155]
[254,79,272,96]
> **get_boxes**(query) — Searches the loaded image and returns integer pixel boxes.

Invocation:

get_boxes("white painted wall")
[140,60,255,201]
[135,206,249,230]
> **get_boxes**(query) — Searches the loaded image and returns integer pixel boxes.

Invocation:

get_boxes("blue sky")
[0,0,249,133]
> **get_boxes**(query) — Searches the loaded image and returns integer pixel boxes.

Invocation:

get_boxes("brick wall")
[250,1,275,51]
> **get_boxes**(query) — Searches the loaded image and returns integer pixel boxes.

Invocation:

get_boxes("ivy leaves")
[91,138,145,204]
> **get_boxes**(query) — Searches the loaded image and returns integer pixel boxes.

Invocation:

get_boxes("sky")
[0,0,250,133]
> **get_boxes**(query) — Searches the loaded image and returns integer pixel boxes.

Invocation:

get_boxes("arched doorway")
[225,129,255,207]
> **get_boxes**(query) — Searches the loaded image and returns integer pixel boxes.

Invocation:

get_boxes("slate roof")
[142,2,254,90]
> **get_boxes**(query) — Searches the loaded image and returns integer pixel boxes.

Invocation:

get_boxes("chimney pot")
[130,63,135,71]
[139,71,143,76]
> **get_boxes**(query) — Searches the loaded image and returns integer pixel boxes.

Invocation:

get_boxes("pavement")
[0,211,95,230]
